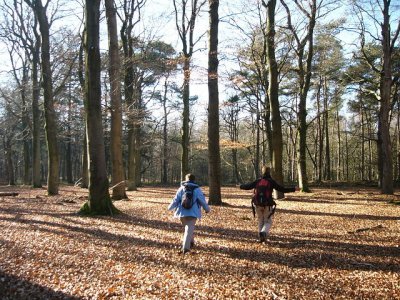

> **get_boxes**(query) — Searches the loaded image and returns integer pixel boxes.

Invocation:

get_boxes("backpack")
[181,184,198,209]
[252,178,274,207]
[251,178,276,218]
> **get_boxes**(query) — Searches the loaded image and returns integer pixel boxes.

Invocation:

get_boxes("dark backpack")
[181,184,198,209]
[251,178,276,218]
[252,178,275,207]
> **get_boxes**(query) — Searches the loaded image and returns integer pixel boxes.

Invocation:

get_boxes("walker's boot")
[259,232,266,243]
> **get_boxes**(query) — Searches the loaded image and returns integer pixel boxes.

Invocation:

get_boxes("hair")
[185,173,195,181]
[261,166,271,177]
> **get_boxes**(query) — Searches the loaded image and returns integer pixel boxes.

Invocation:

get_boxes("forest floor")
[0,184,399,300]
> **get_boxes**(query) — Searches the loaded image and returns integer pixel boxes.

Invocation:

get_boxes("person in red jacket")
[240,166,297,243]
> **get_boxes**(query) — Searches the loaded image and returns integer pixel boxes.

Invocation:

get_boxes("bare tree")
[25,0,59,195]
[0,90,18,186]
[105,0,127,199]
[173,0,207,180]
[280,0,319,192]
[1,0,34,185]
[353,0,400,194]
[221,95,241,184]
[119,0,146,191]
[1,0,42,187]
[262,0,285,198]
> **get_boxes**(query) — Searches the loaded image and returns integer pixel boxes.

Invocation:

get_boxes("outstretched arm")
[239,180,259,190]
[271,179,296,193]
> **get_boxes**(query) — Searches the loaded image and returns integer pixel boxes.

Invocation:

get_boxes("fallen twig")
[348,224,384,234]
[0,192,19,197]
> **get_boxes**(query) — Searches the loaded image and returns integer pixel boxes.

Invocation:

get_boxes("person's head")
[185,173,195,182]
[261,166,271,177]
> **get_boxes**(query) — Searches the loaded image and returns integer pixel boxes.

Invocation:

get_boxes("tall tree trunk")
[81,132,89,188]
[233,113,240,183]
[378,0,394,194]
[297,93,309,191]
[31,36,42,188]
[133,84,143,187]
[254,100,261,177]
[316,77,323,182]
[345,120,349,181]
[181,56,191,180]
[207,0,221,205]
[225,96,240,184]
[4,137,15,186]
[81,0,116,215]
[367,118,373,181]
[20,66,31,185]
[66,91,73,184]
[162,79,169,184]
[127,127,137,190]
[360,96,365,181]
[296,46,311,192]
[336,102,341,181]
[120,1,141,191]
[281,0,316,192]
[78,40,88,189]
[33,0,59,195]
[397,106,400,183]
[323,77,330,180]
[262,95,273,165]
[126,84,143,189]
[105,0,127,200]
[173,0,206,180]
[264,0,284,198]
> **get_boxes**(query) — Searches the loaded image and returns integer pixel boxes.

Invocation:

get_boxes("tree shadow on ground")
[279,207,400,221]
[0,270,80,300]
[1,207,398,274]
[285,195,392,204]
[188,233,400,273]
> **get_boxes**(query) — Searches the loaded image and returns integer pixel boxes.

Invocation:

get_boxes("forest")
[0,0,399,204]
[0,1,399,298]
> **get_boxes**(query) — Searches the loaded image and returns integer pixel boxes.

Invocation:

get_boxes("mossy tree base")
[79,201,120,216]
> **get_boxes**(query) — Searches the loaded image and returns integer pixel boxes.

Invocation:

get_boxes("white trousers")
[180,216,197,251]
[255,206,274,235]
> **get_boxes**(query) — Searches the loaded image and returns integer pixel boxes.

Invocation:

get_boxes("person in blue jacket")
[168,173,210,254]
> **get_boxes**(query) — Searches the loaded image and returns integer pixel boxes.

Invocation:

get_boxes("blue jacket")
[168,181,210,218]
